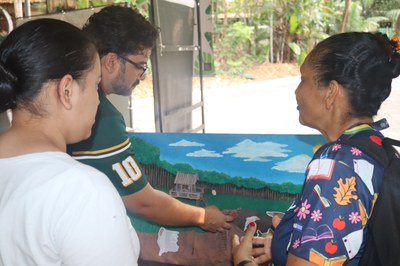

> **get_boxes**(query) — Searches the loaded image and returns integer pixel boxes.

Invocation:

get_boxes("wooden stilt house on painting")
[169,172,205,202]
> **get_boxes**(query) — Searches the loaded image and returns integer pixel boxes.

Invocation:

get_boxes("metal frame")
[150,0,205,133]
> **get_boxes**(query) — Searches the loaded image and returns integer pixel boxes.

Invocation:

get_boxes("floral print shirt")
[271,119,389,266]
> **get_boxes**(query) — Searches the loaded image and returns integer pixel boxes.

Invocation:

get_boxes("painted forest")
[130,135,301,201]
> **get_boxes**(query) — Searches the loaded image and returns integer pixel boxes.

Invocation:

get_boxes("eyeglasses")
[119,56,148,78]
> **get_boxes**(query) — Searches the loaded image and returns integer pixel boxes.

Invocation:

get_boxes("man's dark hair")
[83,5,159,57]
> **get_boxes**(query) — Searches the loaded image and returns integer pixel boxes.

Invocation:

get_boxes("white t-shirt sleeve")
[54,167,139,266]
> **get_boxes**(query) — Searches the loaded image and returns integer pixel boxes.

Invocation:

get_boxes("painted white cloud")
[187,149,223,157]
[169,139,205,147]
[272,154,312,173]
[222,139,290,162]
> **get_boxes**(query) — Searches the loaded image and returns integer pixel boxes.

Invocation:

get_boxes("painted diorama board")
[127,132,325,265]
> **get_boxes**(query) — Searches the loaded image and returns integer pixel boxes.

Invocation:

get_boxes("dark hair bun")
[0,61,18,112]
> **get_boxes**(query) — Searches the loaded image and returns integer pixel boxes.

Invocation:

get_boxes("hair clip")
[390,35,400,53]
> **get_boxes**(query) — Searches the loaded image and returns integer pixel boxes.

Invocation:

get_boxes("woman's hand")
[232,222,272,266]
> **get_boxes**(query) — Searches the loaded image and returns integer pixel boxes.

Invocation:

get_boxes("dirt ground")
[133,63,300,99]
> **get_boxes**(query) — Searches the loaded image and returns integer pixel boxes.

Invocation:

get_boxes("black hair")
[82,5,159,57]
[0,18,98,113]
[308,32,400,117]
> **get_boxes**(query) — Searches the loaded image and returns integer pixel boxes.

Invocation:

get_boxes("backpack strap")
[335,137,400,166]
[336,137,400,266]
[382,137,400,152]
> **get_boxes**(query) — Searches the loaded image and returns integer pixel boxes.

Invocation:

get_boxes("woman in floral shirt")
[232,32,400,266]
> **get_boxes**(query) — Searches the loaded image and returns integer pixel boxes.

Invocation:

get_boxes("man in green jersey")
[67,5,235,232]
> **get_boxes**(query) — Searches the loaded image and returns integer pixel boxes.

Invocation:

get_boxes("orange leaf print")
[333,176,358,206]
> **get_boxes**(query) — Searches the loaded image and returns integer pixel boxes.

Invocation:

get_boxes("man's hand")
[200,205,238,232]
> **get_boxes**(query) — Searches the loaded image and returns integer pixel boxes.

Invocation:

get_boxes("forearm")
[122,184,204,226]
[134,190,205,226]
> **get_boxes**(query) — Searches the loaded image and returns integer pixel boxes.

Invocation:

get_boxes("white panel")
[162,0,195,8]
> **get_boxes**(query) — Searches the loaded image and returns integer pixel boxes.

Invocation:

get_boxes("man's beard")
[111,69,140,96]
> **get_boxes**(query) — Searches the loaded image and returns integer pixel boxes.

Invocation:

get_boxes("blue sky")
[130,133,325,185]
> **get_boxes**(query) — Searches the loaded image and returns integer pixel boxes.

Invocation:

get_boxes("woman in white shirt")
[0,18,139,266]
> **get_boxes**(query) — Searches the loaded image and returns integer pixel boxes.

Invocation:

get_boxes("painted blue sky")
[129,133,326,185]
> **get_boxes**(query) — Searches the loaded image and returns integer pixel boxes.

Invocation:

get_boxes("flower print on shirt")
[292,239,300,249]
[349,212,361,224]
[297,199,311,220]
[332,144,342,151]
[350,147,362,156]
[311,209,323,222]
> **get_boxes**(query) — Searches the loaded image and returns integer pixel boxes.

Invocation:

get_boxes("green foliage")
[209,193,292,213]
[288,42,300,56]
[75,0,89,9]
[205,32,213,46]
[370,0,400,14]
[172,162,302,193]
[212,0,274,75]
[194,51,216,76]
[131,136,302,194]
[346,1,372,31]
[212,0,399,70]
[157,160,194,174]
[276,182,302,193]
[213,20,254,75]
[114,0,147,8]
[386,9,400,35]
[288,42,307,64]
[130,136,160,164]
[226,21,253,45]
[205,3,212,15]
[284,0,340,64]
[75,0,148,9]
[30,0,400,73]
[386,9,400,21]
[289,13,298,34]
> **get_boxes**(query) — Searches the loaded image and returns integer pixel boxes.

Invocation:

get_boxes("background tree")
[341,0,351,32]
[212,0,400,75]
